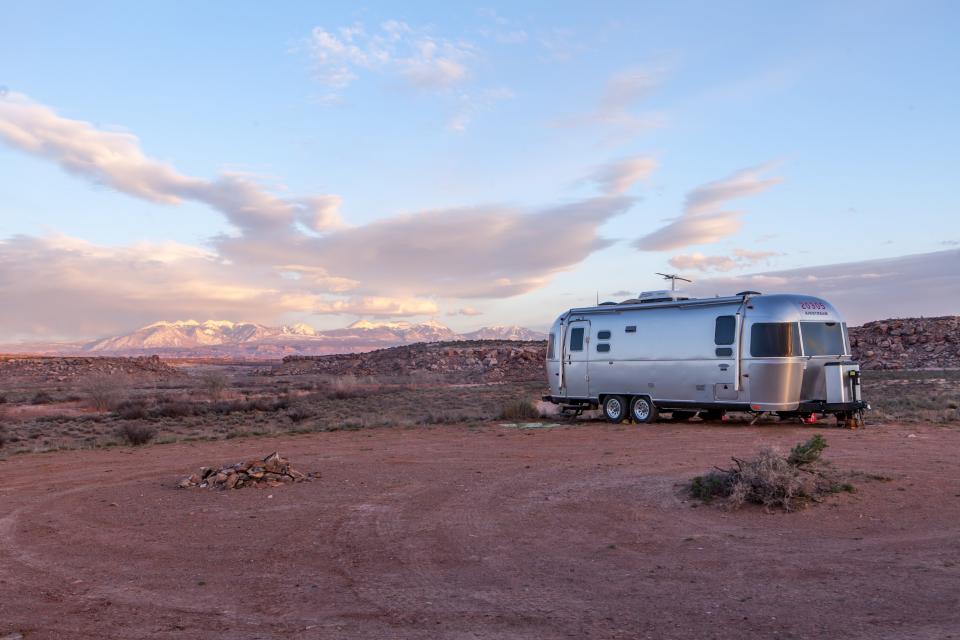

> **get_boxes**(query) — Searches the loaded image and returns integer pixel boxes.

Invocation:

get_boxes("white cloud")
[633,164,782,251]
[585,156,657,195]
[307,21,474,93]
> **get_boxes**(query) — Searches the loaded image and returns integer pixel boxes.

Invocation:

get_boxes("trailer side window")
[625,326,636,333]
[569,327,584,351]
[714,316,736,345]
[750,323,800,357]
[596,343,610,353]
[597,330,611,340]
[547,333,556,359]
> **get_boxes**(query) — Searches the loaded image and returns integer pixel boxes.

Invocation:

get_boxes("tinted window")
[547,333,556,359]
[715,347,733,357]
[801,322,846,356]
[625,325,636,333]
[715,316,736,345]
[750,323,800,357]
[597,343,610,353]
[597,330,611,340]
[569,327,584,351]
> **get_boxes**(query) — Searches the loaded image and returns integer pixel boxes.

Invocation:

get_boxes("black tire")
[630,396,658,424]
[602,395,627,423]
[670,410,696,422]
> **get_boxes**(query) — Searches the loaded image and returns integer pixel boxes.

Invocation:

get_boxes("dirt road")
[1,421,958,639]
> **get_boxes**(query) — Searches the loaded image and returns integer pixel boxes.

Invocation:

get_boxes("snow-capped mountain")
[461,325,546,341]
[78,319,543,358]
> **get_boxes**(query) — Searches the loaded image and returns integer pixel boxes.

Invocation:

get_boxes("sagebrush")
[690,435,845,512]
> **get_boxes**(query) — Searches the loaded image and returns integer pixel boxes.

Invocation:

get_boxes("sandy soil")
[1,420,958,639]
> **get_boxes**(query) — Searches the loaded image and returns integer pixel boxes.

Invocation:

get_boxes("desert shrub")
[328,376,363,399]
[31,391,54,405]
[80,374,128,412]
[0,426,6,449]
[150,400,198,419]
[116,423,156,446]
[197,370,230,399]
[0,394,7,404]
[689,436,846,512]
[787,434,827,466]
[114,399,149,420]
[498,399,540,420]
[285,402,314,423]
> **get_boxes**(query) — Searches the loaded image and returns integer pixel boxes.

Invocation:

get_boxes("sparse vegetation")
[689,436,848,512]
[80,373,128,412]
[197,370,230,399]
[116,423,156,446]
[31,390,54,405]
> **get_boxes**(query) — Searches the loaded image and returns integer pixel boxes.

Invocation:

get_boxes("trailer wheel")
[630,396,658,423]
[602,395,627,423]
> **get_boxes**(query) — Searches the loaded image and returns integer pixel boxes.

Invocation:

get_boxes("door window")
[714,316,736,345]
[569,327,585,351]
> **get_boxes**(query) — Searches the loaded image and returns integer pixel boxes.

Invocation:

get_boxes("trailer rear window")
[750,323,800,357]
[547,333,556,359]
[801,322,846,356]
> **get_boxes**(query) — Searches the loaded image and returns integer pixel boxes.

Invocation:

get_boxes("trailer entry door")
[714,315,738,400]
[562,320,591,398]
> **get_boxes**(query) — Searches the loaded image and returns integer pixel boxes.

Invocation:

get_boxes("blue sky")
[1,1,958,340]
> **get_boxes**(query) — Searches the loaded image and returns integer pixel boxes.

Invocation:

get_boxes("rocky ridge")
[848,316,960,370]
[277,340,547,381]
[0,355,182,384]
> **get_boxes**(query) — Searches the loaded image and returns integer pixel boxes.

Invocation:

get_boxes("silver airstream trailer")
[543,289,867,427]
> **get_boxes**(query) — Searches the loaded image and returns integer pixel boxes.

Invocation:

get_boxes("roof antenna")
[655,272,692,292]
[596,291,599,306]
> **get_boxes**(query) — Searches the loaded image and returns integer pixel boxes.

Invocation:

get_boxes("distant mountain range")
[8,319,545,358]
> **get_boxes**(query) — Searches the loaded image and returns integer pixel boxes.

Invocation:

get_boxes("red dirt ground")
[1,421,958,639]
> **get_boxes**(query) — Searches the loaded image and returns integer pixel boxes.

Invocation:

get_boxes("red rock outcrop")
[848,316,960,370]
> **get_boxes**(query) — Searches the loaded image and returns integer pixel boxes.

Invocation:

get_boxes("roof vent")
[736,290,762,297]
[637,289,691,304]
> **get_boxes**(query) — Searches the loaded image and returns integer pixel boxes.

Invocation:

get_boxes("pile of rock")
[0,354,182,384]
[178,452,317,490]
[277,340,547,381]
[848,316,960,370]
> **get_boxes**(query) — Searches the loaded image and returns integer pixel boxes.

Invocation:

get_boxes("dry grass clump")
[690,436,848,512]
[116,423,156,446]
[197,370,230,399]
[498,399,541,420]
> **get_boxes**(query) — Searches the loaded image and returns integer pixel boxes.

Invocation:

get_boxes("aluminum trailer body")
[543,292,867,424]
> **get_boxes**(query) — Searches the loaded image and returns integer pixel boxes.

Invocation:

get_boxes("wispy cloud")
[554,67,667,144]
[0,92,344,233]
[307,21,474,93]
[668,248,780,273]
[633,164,783,251]
[584,155,657,195]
